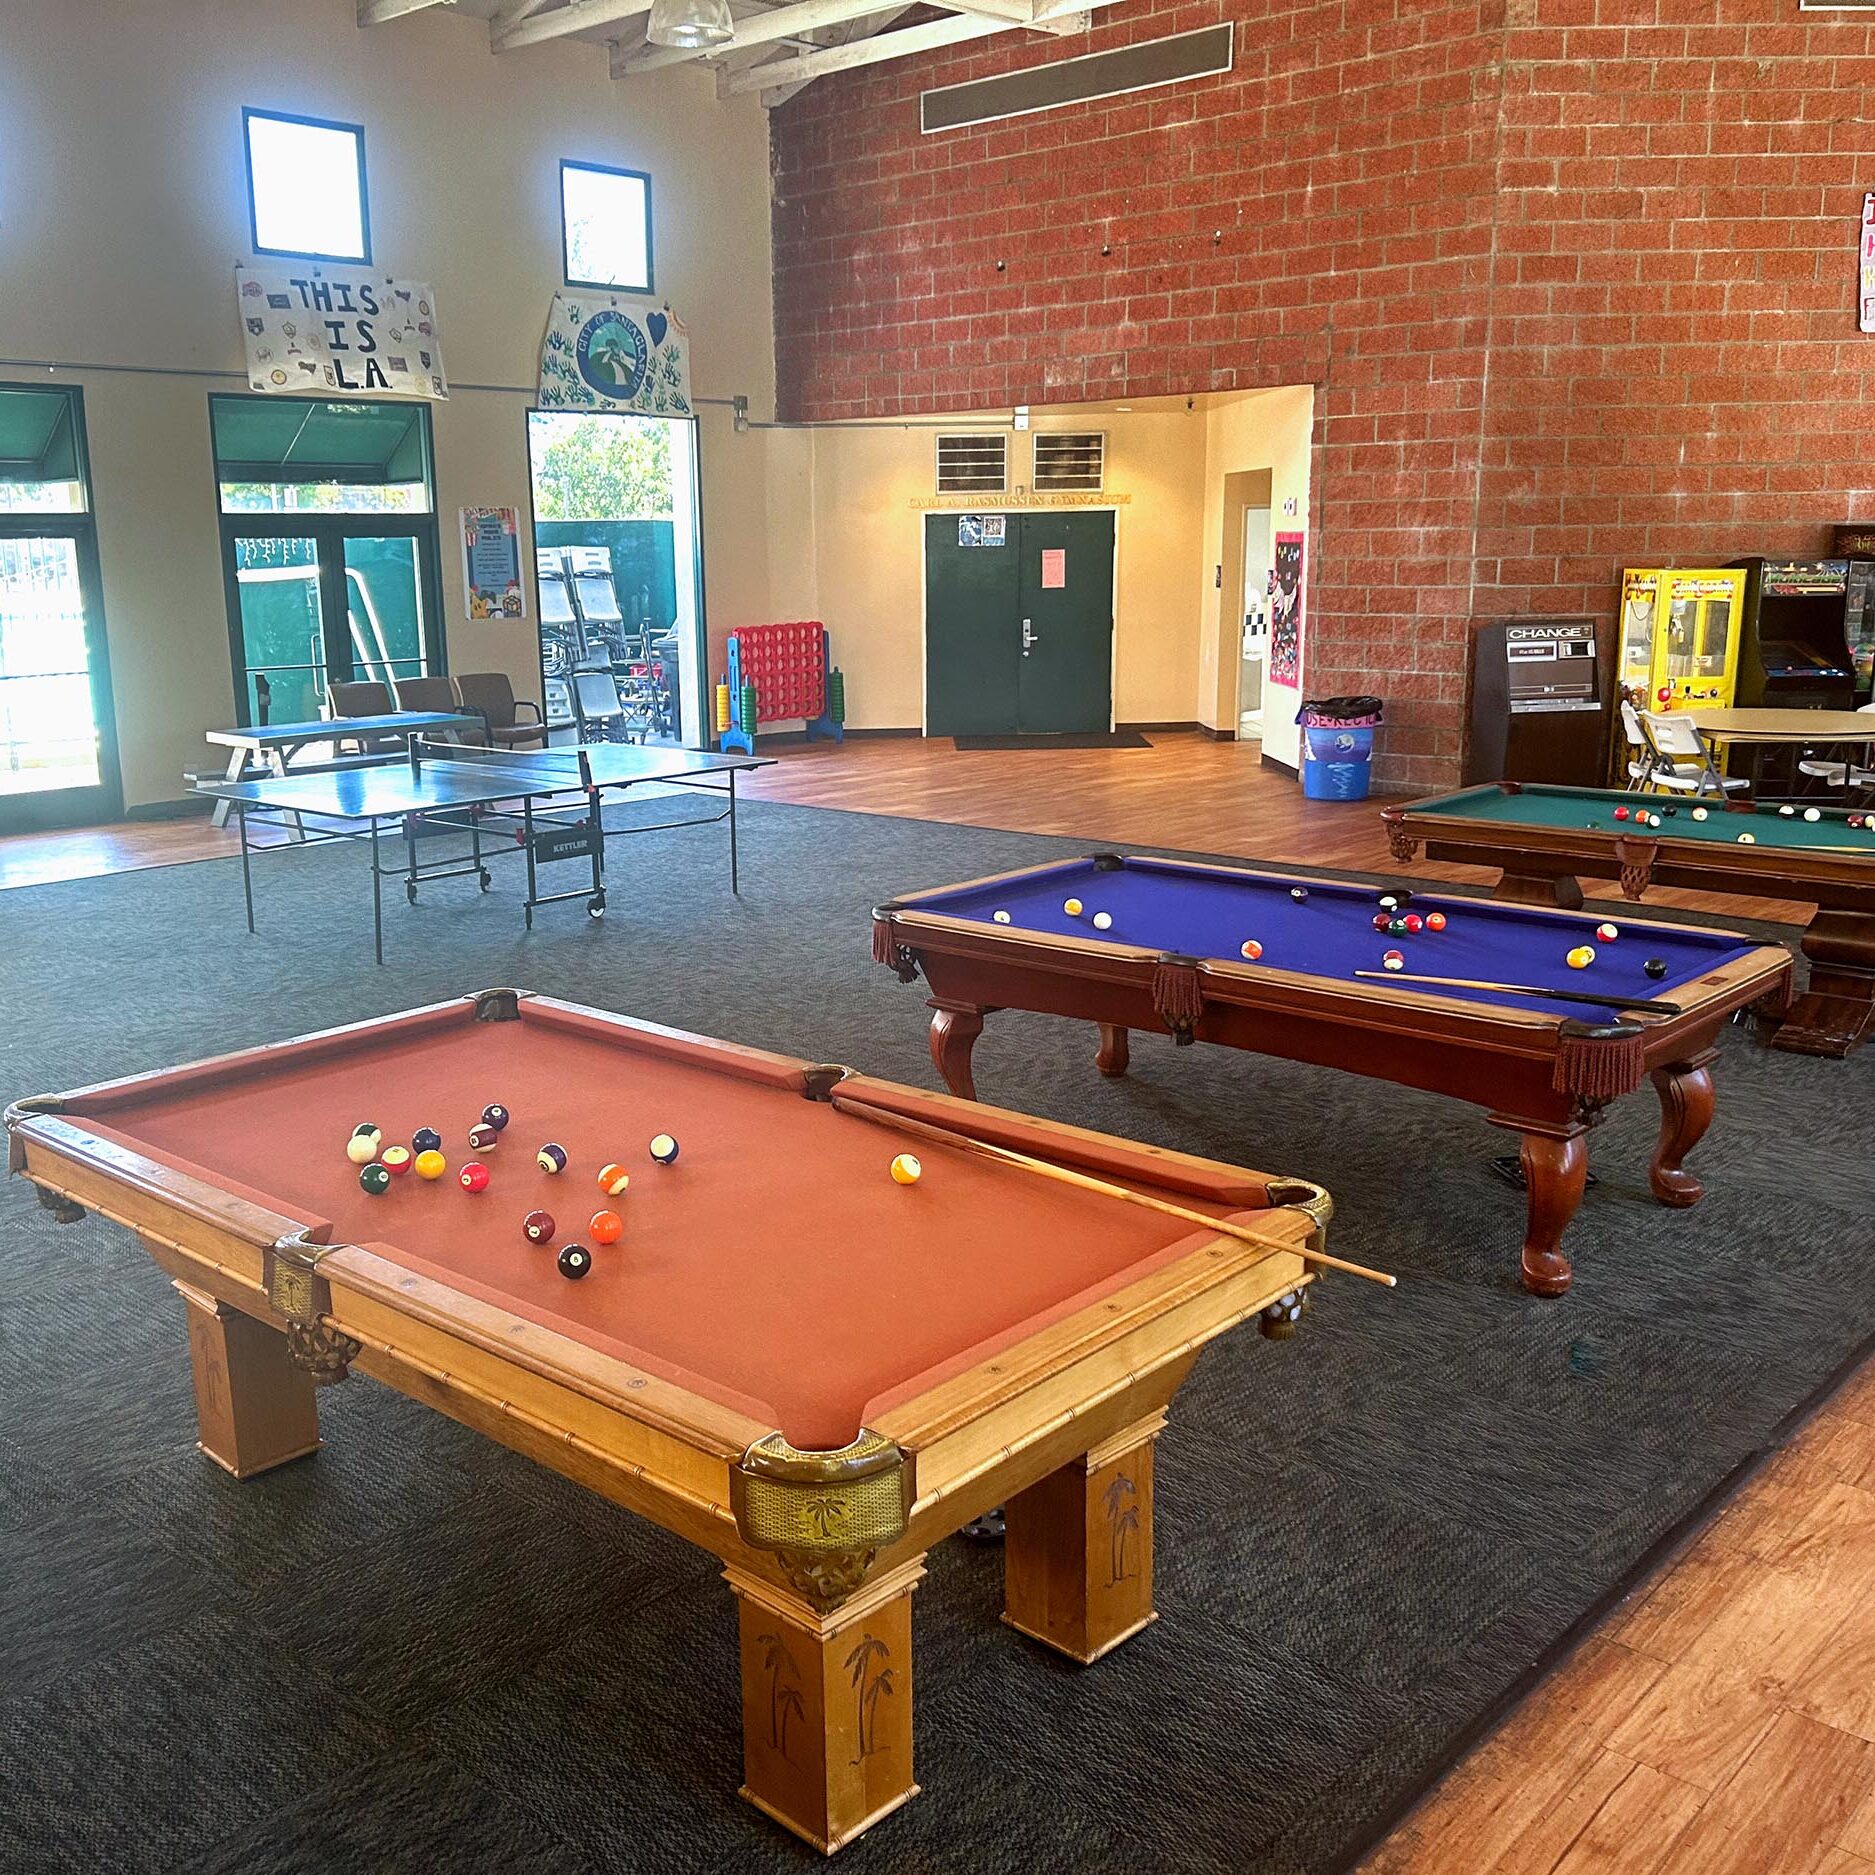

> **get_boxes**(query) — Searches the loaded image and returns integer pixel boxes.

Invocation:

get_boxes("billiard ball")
[1388,918,1408,937]
[1240,939,1264,961]
[412,1127,443,1154]
[481,1104,511,1133]
[1372,913,1391,932]
[1778,804,1796,817]
[458,1161,490,1194]
[1377,894,1401,911]
[1613,806,1630,821]
[556,1244,592,1280]
[1643,958,1668,980]
[1402,914,1423,933]
[1063,897,1084,917]
[992,910,1012,924]
[1381,949,1405,971]
[1804,808,1822,822]
[359,1164,392,1196]
[536,1143,568,1175]
[598,1163,631,1197]
[1595,923,1619,942]
[1737,832,1757,844]
[1289,886,1309,902]
[523,1210,555,1244]
[1662,805,1678,815]
[1566,945,1595,969]
[1691,807,1709,821]
[414,1150,447,1180]
[589,1210,624,1245]
[1092,911,1113,931]
[649,1134,679,1165]
[1425,911,1447,932]
[380,1146,413,1176]
[346,1127,381,1165]
[890,1153,922,1185]
[468,1121,500,1151]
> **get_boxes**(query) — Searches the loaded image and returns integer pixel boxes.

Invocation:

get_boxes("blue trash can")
[1297,696,1383,800]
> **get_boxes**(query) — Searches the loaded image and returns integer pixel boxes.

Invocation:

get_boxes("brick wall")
[770,0,1875,789]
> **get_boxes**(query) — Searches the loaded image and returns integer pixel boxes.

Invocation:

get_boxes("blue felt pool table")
[874,853,1792,1296]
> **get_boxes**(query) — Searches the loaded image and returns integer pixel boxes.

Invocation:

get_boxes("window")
[936,433,1008,495]
[1033,431,1106,493]
[243,108,371,264]
[561,160,654,294]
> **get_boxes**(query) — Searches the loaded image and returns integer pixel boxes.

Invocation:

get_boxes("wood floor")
[4,729,1871,1874]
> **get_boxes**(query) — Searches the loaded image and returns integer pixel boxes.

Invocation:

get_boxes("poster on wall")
[538,293,692,415]
[959,515,1006,547]
[1270,532,1304,687]
[461,507,524,620]
[235,266,448,398]
[1861,192,1875,334]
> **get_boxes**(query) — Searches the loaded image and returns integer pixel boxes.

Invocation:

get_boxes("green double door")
[925,512,1115,735]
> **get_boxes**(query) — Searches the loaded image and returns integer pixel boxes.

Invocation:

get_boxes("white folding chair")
[1796,701,1875,792]
[1638,710,1749,797]
[1618,700,1672,789]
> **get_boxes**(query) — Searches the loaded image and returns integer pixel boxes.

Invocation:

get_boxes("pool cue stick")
[1352,969,1683,1016]
[828,1094,1394,1288]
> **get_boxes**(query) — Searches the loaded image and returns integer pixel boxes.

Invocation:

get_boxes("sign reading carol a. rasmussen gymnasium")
[236,265,449,399]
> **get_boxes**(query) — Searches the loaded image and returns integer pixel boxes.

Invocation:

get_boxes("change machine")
[1617,567,1747,711]
[1465,617,1609,786]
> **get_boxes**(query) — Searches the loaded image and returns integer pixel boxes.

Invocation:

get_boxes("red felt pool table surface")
[59,996,1267,1450]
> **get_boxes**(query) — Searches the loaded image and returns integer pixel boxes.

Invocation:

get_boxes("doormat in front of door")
[953,731,1152,750]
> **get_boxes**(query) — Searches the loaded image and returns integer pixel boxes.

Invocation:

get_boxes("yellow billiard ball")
[414,1149,447,1180]
[890,1153,922,1185]
[1063,897,1084,917]
[1566,945,1596,969]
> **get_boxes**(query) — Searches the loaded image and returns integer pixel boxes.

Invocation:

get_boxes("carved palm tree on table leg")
[1105,1472,1140,1586]
[758,1631,805,1762]
[845,1633,896,1763]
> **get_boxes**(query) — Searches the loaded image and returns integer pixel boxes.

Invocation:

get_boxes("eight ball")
[557,1243,592,1280]
[1643,958,1669,980]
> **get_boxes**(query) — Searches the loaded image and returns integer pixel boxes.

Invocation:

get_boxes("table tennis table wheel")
[587,895,606,920]
[479,869,492,892]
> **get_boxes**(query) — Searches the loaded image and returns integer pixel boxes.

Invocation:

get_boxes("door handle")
[1021,617,1037,656]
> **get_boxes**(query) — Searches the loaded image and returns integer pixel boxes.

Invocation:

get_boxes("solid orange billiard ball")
[589,1209,623,1245]
[1425,912,1447,932]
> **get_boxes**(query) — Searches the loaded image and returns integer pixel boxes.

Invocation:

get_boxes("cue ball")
[991,910,1012,923]
[649,1134,679,1165]
[1691,807,1708,821]
[890,1153,922,1185]
[1778,804,1796,816]
[1644,958,1668,980]
[481,1103,511,1132]
[523,1210,555,1244]
[556,1244,592,1280]
[346,1133,380,1166]
[536,1143,568,1175]
[590,1210,624,1245]
[1426,912,1448,932]
[468,1122,500,1151]
[412,1127,443,1154]
[1381,949,1405,971]
[1566,945,1595,969]
[380,1146,413,1177]
[414,1150,447,1180]
[1596,923,1619,942]
[1092,911,1113,931]
[1804,808,1822,821]
[458,1161,491,1194]
[1240,939,1264,961]
[359,1164,392,1196]
[1063,897,1084,917]
[1290,886,1309,902]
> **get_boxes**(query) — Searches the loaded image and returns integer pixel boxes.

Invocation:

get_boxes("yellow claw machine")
[1617,567,1747,711]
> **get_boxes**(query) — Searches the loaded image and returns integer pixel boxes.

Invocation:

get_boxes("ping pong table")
[202,711,483,827]
[196,739,774,963]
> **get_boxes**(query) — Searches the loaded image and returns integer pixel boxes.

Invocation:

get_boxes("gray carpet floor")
[2,796,1871,1875]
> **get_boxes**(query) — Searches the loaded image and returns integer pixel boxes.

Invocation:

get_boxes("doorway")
[1237,504,1273,737]
[526,410,705,748]
[0,385,120,832]
[924,511,1115,736]
[211,397,444,725]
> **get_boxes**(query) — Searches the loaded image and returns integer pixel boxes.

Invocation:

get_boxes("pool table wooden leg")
[727,1557,925,1854]
[927,1000,985,1100]
[1494,869,1586,912]
[175,1281,321,1478]
[1649,1056,1714,1208]
[1002,1411,1163,1664]
[1096,1023,1131,1078]
[1490,1123,1589,1297]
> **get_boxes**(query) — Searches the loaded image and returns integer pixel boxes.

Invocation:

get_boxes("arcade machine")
[1726,557,1856,790]
[1464,617,1609,785]
[1617,566,1747,715]
[1831,524,1875,702]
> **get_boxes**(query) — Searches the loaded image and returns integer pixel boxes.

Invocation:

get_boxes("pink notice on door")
[1040,548,1066,589]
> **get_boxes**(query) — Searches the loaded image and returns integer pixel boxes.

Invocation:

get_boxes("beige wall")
[743,406,1212,730]
[0,0,776,807]
[1196,386,1316,768]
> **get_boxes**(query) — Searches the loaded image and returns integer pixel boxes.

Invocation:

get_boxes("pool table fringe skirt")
[1552,1025,1647,1099]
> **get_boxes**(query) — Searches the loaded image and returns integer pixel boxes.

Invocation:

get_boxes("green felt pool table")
[1384,783,1875,1058]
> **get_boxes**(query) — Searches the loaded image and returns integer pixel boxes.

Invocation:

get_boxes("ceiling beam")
[489,0,558,29]
[616,0,901,73]
[493,0,654,51]
[357,0,454,22]
[720,12,1006,95]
